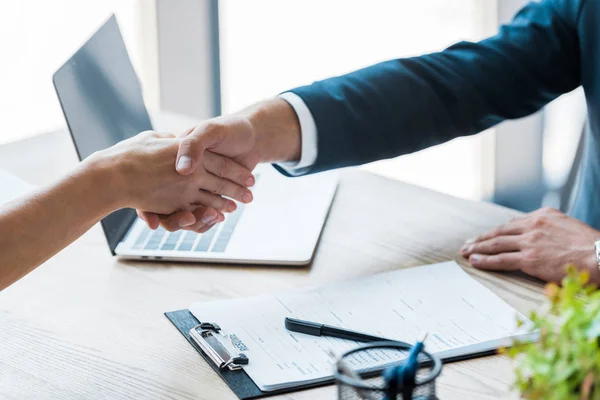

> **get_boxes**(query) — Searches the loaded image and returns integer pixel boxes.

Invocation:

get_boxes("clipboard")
[165,309,499,399]
[165,309,336,399]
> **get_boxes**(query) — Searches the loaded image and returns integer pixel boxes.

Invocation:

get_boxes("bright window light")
[219,0,492,200]
[0,0,142,145]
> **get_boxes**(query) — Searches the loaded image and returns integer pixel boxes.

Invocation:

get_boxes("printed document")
[189,261,534,391]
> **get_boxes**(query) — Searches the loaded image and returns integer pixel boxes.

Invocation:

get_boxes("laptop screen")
[53,15,153,254]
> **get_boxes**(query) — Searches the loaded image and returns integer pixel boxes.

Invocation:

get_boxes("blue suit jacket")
[286,0,600,229]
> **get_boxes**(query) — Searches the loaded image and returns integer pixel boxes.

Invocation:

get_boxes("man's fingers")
[194,191,237,213]
[204,151,255,187]
[469,252,522,271]
[137,210,160,230]
[461,235,522,257]
[185,209,223,233]
[467,221,526,244]
[203,174,253,204]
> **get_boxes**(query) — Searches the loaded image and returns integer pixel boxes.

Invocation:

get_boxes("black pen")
[285,317,409,346]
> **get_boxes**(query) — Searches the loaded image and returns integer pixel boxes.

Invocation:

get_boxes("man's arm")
[165,0,582,228]
[282,0,583,174]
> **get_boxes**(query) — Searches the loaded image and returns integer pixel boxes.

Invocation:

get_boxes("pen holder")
[334,341,442,400]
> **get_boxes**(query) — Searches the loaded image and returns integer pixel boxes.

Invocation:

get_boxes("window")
[219,0,494,200]
[0,0,145,145]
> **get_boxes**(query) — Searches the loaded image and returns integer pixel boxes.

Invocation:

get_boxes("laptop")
[53,16,338,265]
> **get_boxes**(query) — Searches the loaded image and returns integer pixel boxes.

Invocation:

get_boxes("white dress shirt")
[275,92,318,176]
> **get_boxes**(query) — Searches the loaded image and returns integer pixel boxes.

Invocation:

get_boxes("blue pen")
[383,333,428,400]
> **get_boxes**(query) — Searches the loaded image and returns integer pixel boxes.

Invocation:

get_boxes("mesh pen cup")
[334,341,442,400]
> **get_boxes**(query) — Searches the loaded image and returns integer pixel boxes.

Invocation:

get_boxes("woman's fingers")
[158,210,198,232]
[137,210,160,230]
[158,207,224,233]
[204,152,255,188]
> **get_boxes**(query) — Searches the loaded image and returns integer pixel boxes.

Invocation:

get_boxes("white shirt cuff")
[275,92,318,176]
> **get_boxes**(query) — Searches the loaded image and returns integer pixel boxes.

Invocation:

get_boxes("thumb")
[137,210,160,230]
[176,124,219,175]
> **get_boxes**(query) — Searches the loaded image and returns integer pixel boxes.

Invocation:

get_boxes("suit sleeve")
[284,0,583,175]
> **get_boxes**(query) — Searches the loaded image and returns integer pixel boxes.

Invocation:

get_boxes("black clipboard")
[165,309,336,399]
[165,310,499,399]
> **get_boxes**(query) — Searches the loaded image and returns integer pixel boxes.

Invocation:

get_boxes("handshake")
[91,98,301,233]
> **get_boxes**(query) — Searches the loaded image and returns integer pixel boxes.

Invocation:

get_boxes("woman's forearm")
[0,158,119,290]
[0,130,255,290]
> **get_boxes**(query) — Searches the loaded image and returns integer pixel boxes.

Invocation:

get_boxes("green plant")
[505,266,600,400]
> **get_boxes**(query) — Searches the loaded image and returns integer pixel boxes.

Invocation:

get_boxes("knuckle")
[485,255,500,266]
[217,157,231,178]
[489,228,501,238]
[181,132,207,150]
[181,135,200,150]
[530,230,544,242]
[201,120,226,140]
[524,248,540,260]
[204,119,226,132]
[215,179,228,195]
[234,186,246,200]
[491,254,505,264]
[198,191,222,210]
[209,195,225,210]
[532,216,548,228]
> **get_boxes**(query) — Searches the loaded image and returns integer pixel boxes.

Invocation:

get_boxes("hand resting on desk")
[461,207,600,284]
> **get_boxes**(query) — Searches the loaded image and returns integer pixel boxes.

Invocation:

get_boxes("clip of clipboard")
[165,309,338,399]
[189,322,249,371]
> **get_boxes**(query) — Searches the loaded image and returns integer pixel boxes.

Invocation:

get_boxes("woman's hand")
[88,131,255,223]
[460,207,600,284]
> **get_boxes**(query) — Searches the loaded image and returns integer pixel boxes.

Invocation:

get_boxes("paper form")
[189,261,534,391]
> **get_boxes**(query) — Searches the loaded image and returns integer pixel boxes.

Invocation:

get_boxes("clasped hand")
[134,115,260,233]
[134,98,299,234]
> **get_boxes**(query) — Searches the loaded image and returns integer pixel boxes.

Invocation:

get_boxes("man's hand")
[140,98,302,231]
[460,207,600,284]
[175,98,302,175]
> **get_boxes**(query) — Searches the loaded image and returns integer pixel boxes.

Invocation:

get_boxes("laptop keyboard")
[132,204,245,253]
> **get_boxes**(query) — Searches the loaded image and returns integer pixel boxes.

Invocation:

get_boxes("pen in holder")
[333,340,442,400]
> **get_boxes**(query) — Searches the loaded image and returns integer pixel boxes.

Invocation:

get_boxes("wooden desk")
[0,115,545,399]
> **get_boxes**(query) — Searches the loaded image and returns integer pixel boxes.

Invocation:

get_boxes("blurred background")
[0,0,587,212]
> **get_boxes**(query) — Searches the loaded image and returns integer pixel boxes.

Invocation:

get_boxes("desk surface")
[0,114,545,399]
